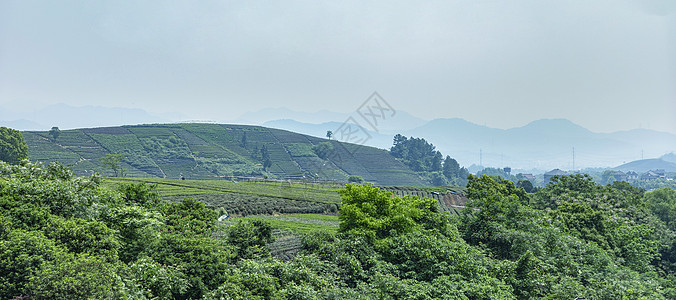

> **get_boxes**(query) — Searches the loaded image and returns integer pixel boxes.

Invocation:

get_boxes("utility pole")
[641,149,644,160]
[480,149,483,167]
[572,147,575,171]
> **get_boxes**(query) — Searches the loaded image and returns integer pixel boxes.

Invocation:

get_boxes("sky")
[1,0,675,134]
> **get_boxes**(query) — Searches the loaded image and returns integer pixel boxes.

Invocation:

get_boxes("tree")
[49,127,61,142]
[260,145,272,171]
[0,127,28,163]
[227,219,274,259]
[442,156,459,178]
[338,183,436,241]
[347,175,364,183]
[240,132,247,148]
[326,130,333,140]
[100,154,125,177]
[430,171,448,186]
[516,179,535,193]
[430,151,442,172]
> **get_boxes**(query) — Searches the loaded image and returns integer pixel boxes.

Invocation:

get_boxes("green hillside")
[23,123,424,186]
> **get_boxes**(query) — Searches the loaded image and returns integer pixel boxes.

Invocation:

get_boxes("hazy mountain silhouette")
[241,108,427,132]
[267,116,676,171]
[262,119,393,149]
[613,159,676,173]
[661,152,676,164]
[404,118,675,170]
[0,103,172,130]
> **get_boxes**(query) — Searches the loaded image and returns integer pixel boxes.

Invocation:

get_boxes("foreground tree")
[0,127,28,163]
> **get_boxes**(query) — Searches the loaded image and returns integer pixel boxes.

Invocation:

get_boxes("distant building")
[518,173,536,182]
[626,171,639,181]
[544,169,568,184]
[641,170,666,181]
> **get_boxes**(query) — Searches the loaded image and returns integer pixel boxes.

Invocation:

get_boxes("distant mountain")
[262,119,394,150]
[238,108,427,132]
[235,108,349,125]
[0,119,44,130]
[260,117,676,171]
[22,123,424,186]
[403,118,676,171]
[0,103,176,131]
[613,159,676,173]
[660,152,676,164]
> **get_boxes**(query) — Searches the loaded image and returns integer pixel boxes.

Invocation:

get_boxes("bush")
[347,175,364,183]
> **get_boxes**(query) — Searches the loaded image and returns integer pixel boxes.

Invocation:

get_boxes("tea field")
[24,123,425,186]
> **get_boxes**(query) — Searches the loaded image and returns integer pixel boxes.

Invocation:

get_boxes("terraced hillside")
[24,123,425,186]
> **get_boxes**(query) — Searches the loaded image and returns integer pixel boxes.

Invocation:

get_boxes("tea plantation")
[23,123,424,186]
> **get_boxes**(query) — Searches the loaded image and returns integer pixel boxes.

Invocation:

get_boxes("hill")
[613,158,676,173]
[23,123,424,186]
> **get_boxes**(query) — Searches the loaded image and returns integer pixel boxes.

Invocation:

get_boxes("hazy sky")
[1,0,675,134]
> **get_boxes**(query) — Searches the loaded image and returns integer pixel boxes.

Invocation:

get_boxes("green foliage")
[25,123,426,185]
[127,256,189,299]
[163,197,217,236]
[429,171,448,186]
[390,134,441,172]
[516,179,535,193]
[459,174,674,298]
[476,167,517,182]
[42,216,120,259]
[338,183,437,241]
[2,159,675,298]
[285,143,317,157]
[227,219,274,259]
[634,178,676,191]
[348,175,364,183]
[48,126,60,141]
[0,127,28,163]
[100,153,126,177]
[312,141,334,159]
[646,187,676,231]
[28,252,125,299]
[0,229,61,298]
[236,215,339,233]
[391,135,467,186]
[118,182,162,209]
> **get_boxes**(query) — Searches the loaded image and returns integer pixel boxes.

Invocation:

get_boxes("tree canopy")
[0,127,28,164]
[1,160,675,299]
[390,134,468,185]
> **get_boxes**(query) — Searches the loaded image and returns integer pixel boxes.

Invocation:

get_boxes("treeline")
[390,134,469,186]
[2,159,675,298]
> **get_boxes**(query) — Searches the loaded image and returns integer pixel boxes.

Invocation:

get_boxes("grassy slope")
[25,123,424,186]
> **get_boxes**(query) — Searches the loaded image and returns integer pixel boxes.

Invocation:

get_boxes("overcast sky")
[1,0,675,134]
